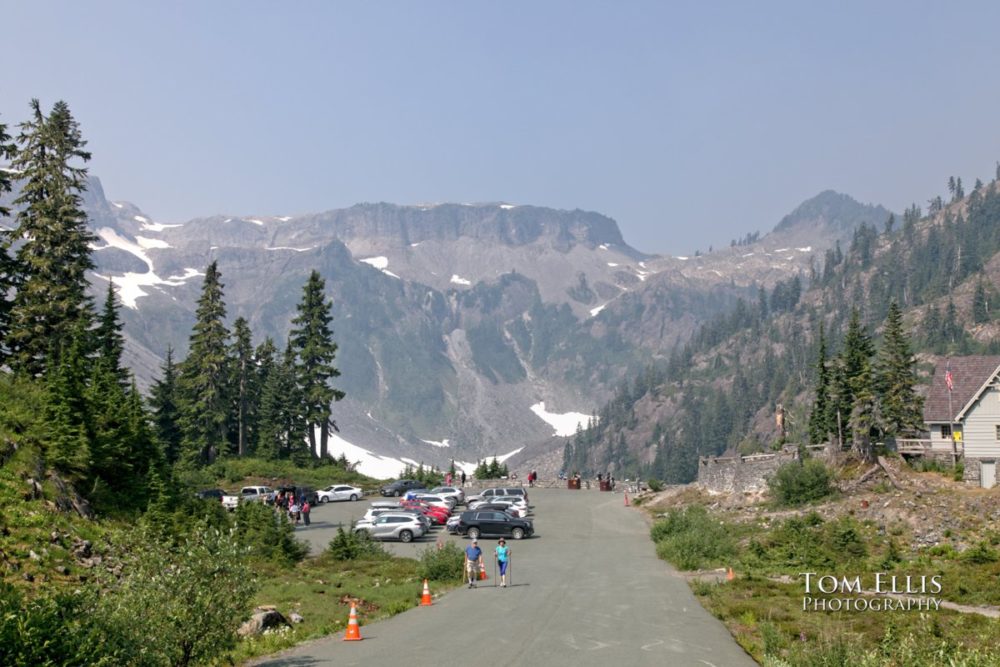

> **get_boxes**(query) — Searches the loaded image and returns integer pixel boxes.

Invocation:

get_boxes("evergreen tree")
[875,301,923,437]
[229,317,255,457]
[842,307,874,392]
[85,349,134,506]
[923,305,943,351]
[848,359,881,462]
[257,340,304,460]
[149,346,183,467]
[973,280,989,324]
[94,280,129,386]
[0,115,16,358]
[808,323,830,444]
[290,270,344,459]
[178,262,230,465]
[43,331,91,476]
[6,100,96,376]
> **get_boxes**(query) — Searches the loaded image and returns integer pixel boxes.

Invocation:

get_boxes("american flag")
[946,370,954,391]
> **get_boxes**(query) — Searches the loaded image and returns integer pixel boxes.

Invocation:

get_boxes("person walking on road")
[301,500,311,526]
[465,539,483,588]
[460,470,467,487]
[495,538,510,588]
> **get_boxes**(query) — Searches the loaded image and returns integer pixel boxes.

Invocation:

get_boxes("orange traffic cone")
[343,602,363,641]
[624,491,630,507]
[420,579,433,606]
[726,567,735,582]
[479,562,488,581]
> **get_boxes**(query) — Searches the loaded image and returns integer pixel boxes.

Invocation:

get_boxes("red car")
[401,500,450,524]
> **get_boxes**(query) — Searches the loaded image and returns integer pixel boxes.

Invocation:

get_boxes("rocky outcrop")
[238,607,290,637]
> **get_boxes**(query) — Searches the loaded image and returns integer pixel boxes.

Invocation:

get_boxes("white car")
[492,495,529,514]
[354,514,426,542]
[317,484,364,503]
[430,486,466,505]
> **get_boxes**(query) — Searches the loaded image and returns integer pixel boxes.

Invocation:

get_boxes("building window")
[942,425,952,439]
[996,425,1000,440]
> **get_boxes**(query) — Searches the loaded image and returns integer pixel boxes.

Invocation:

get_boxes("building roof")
[923,356,1000,423]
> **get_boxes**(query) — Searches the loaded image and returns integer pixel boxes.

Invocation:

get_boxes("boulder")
[238,609,289,637]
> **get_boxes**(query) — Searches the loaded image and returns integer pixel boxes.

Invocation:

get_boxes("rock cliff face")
[58,178,883,474]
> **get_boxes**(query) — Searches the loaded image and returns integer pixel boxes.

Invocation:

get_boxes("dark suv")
[457,510,534,540]
[379,479,427,497]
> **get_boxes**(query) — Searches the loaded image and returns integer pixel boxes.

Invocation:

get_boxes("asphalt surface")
[254,488,757,667]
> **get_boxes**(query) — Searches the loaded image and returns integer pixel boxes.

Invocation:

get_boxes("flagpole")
[947,360,956,467]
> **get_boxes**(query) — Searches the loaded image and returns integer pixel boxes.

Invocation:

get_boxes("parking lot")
[293,488,536,559]
[255,487,755,667]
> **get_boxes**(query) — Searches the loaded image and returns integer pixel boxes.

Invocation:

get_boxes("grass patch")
[230,552,459,663]
[693,577,1000,665]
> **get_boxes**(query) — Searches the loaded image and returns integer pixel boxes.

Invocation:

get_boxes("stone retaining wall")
[697,445,829,494]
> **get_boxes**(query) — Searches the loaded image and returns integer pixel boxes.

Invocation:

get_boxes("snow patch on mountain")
[530,402,593,437]
[268,246,314,252]
[590,304,606,317]
[141,221,182,232]
[93,227,202,308]
[246,218,264,226]
[360,256,400,279]
[322,432,410,478]
[450,275,471,286]
[421,439,451,448]
[136,236,171,250]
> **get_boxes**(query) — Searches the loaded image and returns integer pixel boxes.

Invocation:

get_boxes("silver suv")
[466,487,528,505]
[354,513,425,543]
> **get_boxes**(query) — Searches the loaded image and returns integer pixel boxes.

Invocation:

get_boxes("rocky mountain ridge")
[16,177,891,476]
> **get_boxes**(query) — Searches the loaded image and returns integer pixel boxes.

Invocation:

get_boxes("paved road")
[255,488,757,667]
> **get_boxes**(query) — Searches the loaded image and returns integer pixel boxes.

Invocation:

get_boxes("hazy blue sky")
[4,1,1000,254]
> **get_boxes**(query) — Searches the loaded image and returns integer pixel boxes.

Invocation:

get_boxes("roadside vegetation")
[646,462,1000,666]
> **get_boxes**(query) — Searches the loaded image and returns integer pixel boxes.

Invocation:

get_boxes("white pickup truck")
[239,485,275,504]
[220,485,275,510]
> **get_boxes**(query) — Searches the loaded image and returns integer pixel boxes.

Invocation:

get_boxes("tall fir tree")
[808,323,830,444]
[94,280,129,386]
[178,262,231,465]
[875,301,924,437]
[229,317,255,457]
[972,280,989,324]
[6,100,96,376]
[0,115,16,359]
[842,307,875,396]
[290,270,344,459]
[43,327,91,477]
[257,339,305,460]
[149,346,183,467]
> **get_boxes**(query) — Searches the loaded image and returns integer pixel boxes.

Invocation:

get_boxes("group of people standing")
[273,490,311,526]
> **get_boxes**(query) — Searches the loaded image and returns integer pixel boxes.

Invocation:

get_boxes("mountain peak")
[770,191,893,249]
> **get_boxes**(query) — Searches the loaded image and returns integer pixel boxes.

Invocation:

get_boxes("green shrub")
[417,542,465,581]
[647,478,663,492]
[650,505,737,570]
[768,459,832,506]
[95,525,257,666]
[954,461,965,481]
[233,499,309,563]
[328,526,386,561]
[961,541,999,565]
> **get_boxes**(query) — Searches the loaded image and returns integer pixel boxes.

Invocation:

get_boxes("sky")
[4,1,1000,255]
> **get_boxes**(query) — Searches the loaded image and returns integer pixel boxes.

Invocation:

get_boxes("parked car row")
[196,482,366,511]
[357,480,536,542]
